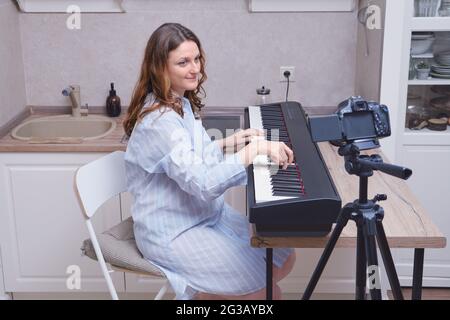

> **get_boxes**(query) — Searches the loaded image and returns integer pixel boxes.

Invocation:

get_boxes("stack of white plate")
[431,52,450,78]
[436,51,450,65]
[431,64,450,78]
[440,0,450,15]
[416,0,441,16]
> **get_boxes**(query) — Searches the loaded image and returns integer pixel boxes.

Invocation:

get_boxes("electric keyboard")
[245,101,341,236]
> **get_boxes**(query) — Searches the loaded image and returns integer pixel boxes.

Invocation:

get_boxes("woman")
[123,23,296,300]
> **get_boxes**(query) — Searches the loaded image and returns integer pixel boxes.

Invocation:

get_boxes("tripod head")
[338,142,412,180]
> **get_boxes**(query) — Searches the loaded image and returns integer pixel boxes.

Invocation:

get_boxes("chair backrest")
[75,151,126,219]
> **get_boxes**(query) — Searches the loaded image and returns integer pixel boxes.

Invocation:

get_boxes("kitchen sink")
[11,115,117,142]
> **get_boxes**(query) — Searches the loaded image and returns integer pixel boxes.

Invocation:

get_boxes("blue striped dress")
[125,94,293,299]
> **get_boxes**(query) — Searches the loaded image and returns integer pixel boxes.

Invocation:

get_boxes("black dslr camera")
[308,96,391,150]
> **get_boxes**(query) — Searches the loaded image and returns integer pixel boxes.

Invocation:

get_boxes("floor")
[11,288,450,300]
[387,288,450,300]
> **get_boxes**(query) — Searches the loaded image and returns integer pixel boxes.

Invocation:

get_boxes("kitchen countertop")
[0,106,334,152]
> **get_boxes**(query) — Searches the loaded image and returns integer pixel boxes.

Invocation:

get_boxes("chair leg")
[86,220,119,300]
[105,268,119,300]
[154,280,170,300]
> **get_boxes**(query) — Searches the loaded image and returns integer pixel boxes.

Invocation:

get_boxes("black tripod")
[302,143,412,300]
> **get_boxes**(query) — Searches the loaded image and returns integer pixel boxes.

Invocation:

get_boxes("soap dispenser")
[106,82,121,117]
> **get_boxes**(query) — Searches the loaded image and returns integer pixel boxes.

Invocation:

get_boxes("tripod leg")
[266,248,273,300]
[302,208,352,300]
[355,226,367,300]
[375,220,404,300]
[362,220,382,300]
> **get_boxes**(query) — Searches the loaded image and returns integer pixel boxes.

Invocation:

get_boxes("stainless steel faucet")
[62,85,81,117]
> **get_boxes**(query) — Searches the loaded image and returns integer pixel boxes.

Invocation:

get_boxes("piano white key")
[253,165,295,203]
[248,106,263,131]
[252,155,270,166]
[249,106,269,164]
[250,106,295,202]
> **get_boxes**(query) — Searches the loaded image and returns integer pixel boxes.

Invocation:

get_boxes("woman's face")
[166,40,201,97]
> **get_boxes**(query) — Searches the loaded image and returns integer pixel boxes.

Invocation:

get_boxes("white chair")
[74,150,170,300]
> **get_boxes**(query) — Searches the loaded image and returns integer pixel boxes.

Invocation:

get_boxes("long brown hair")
[123,23,207,137]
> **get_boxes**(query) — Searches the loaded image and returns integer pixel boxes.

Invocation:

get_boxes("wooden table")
[250,142,446,300]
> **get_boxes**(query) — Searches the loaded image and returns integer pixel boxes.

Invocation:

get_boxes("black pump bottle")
[106,82,121,117]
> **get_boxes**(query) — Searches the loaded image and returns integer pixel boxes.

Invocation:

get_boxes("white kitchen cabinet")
[0,150,253,295]
[377,0,450,286]
[248,0,356,12]
[0,152,124,293]
[16,0,125,12]
[393,145,450,287]
[0,246,11,299]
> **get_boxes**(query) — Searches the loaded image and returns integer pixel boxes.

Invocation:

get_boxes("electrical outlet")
[280,66,295,82]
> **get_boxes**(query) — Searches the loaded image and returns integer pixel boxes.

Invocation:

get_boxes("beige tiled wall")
[19,0,358,110]
[355,0,386,102]
[0,0,27,127]
[2,0,360,126]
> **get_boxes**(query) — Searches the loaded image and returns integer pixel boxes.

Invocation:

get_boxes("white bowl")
[411,38,435,54]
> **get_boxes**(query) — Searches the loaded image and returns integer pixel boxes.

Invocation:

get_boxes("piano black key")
[273,168,298,173]
[266,131,288,135]
[264,125,286,129]
[271,169,298,179]
[272,168,297,172]
[272,189,302,195]
[263,118,283,121]
[271,173,299,178]
[271,179,301,186]
[272,186,303,192]
[272,184,302,190]
[271,179,300,185]
[266,134,288,138]
[272,187,302,193]
[272,190,302,196]
[261,109,282,114]
[272,169,299,174]
[263,120,284,124]
[261,112,283,116]
[263,120,284,123]
[273,166,297,171]
[266,136,289,141]
[273,181,302,187]
[263,119,282,122]
[272,168,298,173]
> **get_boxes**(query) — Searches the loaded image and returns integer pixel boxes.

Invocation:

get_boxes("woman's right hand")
[256,140,294,170]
